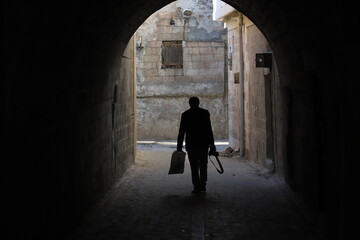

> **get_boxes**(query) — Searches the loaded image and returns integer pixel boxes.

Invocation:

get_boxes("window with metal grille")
[161,41,183,68]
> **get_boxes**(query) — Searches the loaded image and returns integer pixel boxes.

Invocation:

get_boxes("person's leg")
[199,148,208,191]
[187,151,201,191]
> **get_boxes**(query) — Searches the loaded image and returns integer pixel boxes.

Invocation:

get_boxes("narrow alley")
[68,143,320,240]
[4,0,355,239]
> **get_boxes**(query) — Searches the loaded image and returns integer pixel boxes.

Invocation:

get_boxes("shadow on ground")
[68,149,321,240]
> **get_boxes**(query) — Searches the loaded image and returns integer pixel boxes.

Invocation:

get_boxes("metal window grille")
[161,41,183,68]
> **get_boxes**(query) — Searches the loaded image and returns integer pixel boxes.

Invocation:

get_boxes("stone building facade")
[135,0,228,140]
[214,1,278,170]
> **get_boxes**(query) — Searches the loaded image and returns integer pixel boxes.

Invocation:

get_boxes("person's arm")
[207,111,217,154]
[207,111,215,145]
[177,114,186,152]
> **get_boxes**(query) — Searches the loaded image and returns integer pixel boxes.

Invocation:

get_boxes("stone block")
[191,55,201,62]
[214,54,225,61]
[192,75,206,82]
[205,62,218,69]
[174,69,183,76]
[198,69,208,75]
[145,48,158,55]
[200,47,213,55]
[157,12,178,18]
[213,47,225,56]
[175,76,186,81]
[159,69,175,76]
[143,69,158,77]
[162,76,176,82]
[184,54,192,62]
[146,76,163,83]
[142,62,156,69]
[143,55,160,63]
[193,62,206,69]
[198,41,211,47]
[211,41,225,47]
[148,41,162,48]
[158,33,173,40]
[186,42,199,47]
[156,19,169,26]
[172,33,183,40]
[200,55,213,61]
[156,26,171,34]
[183,62,192,69]
[172,27,183,34]
[184,68,199,76]
[191,48,200,55]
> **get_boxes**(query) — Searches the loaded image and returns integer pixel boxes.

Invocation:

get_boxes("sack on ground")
[168,151,186,174]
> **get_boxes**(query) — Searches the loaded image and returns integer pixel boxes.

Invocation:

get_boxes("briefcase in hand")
[168,151,186,174]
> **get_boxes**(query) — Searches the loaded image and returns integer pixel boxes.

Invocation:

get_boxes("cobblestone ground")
[68,148,321,240]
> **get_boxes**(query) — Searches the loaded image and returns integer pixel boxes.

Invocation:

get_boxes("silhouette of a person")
[177,97,217,193]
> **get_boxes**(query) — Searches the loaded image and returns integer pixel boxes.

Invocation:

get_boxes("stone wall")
[113,38,136,178]
[4,0,353,238]
[242,17,272,167]
[136,0,228,140]
[4,23,136,238]
[225,13,243,151]
[223,13,273,168]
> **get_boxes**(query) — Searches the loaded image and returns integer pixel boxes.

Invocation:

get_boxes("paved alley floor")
[68,145,321,240]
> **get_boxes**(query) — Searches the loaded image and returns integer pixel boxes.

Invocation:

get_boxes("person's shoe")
[200,185,206,192]
[192,189,201,194]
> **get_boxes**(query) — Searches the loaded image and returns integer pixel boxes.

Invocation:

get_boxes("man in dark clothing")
[177,97,217,193]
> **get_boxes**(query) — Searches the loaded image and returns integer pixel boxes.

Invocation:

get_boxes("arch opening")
[3,0,349,239]
[113,0,339,238]
[128,0,281,176]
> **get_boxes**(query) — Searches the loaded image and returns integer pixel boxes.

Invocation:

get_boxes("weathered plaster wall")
[225,13,242,151]
[113,38,137,178]
[243,17,272,167]
[270,60,286,178]
[136,0,228,140]
[223,13,273,168]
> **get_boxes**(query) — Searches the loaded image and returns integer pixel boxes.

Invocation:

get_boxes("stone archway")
[4,0,350,239]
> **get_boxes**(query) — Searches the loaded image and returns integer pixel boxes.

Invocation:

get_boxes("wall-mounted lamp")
[182,9,192,19]
[255,53,272,68]
[182,9,192,40]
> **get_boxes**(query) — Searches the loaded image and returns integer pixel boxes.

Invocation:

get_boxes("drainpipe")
[133,35,137,155]
[183,18,188,41]
[238,14,245,157]
[182,9,192,41]
[224,41,229,137]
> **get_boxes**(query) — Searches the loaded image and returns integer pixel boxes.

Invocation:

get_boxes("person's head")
[189,97,200,108]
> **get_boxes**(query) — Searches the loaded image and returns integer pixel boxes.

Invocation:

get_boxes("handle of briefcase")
[209,154,224,174]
